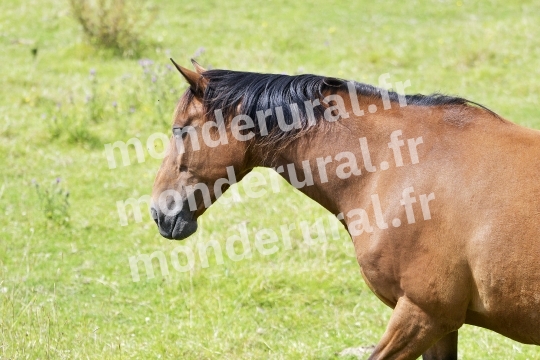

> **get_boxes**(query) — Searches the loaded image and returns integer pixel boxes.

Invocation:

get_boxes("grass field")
[1,0,540,358]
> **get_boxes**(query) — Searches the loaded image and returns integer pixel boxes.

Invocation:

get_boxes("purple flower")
[56,177,61,184]
[112,101,118,108]
[129,106,135,113]
[165,64,173,72]
[90,68,96,76]
[138,59,154,68]
[151,75,157,83]
[193,47,206,58]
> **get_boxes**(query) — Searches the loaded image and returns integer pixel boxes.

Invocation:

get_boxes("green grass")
[1,0,540,358]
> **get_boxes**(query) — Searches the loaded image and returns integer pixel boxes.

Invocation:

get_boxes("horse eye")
[179,165,188,172]
[173,127,188,138]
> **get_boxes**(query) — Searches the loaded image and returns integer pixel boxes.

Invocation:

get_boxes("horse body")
[152,60,540,359]
[277,99,540,355]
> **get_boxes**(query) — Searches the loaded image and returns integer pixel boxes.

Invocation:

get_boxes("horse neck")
[256,97,433,218]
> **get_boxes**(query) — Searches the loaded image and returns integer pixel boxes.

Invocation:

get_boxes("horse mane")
[182,69,499,151]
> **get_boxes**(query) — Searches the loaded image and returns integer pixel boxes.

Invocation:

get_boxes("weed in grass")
[87,68,105,123]
[33,177,70,225]
[69,0,158,57]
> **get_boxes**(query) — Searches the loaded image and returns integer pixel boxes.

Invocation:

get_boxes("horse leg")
[368,297,461,360]
[422,331,458,360]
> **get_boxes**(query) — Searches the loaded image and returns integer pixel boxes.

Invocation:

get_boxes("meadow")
[1,0,540,358]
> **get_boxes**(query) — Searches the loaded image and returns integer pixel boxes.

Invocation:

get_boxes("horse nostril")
[151,207,158,224]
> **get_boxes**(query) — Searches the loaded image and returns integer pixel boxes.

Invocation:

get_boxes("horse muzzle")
[150,203,198,240]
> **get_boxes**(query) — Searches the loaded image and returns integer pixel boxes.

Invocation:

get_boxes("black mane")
[185,70,497,148]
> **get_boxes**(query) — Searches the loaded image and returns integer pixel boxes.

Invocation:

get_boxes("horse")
[151,59,540,359]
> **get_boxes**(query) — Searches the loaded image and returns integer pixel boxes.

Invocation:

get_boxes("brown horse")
[151,59,540,359]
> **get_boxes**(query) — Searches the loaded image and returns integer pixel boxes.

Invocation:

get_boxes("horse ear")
[191,58,206,74]
[170,58,206,96]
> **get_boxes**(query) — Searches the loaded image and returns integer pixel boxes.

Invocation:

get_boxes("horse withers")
[151,59,540,359]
